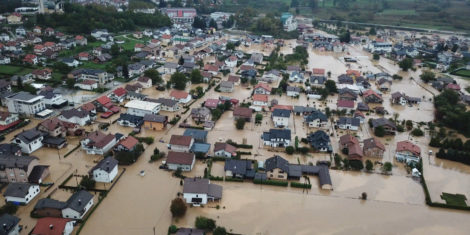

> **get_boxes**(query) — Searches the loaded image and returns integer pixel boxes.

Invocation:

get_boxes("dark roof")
[0,214,20,234]
[183,178,222,199]
[176,228,204,235]
[0,143,21,156]
[288,164,302,178]
[254,172,267,181]
[60,108,89,119]
[34,198,67,210]
[28,165,49,183]
[90,157,118,174]
[262,129,291,141]
[143,114,167,123]
[371,118,397,129]
[307,130,331,150]
[337,117,360,127]
[265,155,289,172]
[0,155,38,171]
[3,182,35,198]
[151,98,178,107]
[42,136,67,146]
[65,190,93,214]
[183,129,208,141]
[304,110,327,122]
[272,109,291,118]
[14,128,43,144]
[118,113,144,126]
[224,159,253,176]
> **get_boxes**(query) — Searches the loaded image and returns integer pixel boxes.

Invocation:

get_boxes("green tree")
[373,53,380,60]
[334,154,342,167]
[170,198,187,217]
[349,160,364,170]
[144,69,162,84]
[213,226,227,235]
[170,72,187,90]
[53,62,72,74]
[66,78,76,89]
[420,70,436,83]
[383,162,392,173]
[255,113,263,124]
[285,146,295,154]
[122,63,129,79]
[190,69,203,84]
[193,16,206,29]
[365,159,373,171]
[209,19,218,29]
[79,175,96,190]
[111,44,120,57]
[211,108,223,121]
[369,27,376,35]
[325,80,337,93]
[339,30,351,43]
[411,128,424,137]
[398,58,413,71]
[195,216,216,231]
[374,126,385,137]
[235,118,246,130]
[226,42,235,51]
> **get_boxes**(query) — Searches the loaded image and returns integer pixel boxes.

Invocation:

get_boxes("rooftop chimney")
[49,224,54,230]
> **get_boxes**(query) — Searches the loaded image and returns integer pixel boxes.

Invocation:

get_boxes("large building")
[125,100,161,117]
[5,92,46,116]
[163,8,197,24]
[281,12,297,32]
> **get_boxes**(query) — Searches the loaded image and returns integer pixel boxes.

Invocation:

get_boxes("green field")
[0,65,34,76]
[79,61,109,70]
[453,69,470,78]
[441,193,468,207]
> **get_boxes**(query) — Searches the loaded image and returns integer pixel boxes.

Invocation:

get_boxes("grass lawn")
[453,69,470,78]
[79,61,110,70]
[59,41,103,57]
[0,65,34,76]
[441,193,468,207]
[378,9,417,16]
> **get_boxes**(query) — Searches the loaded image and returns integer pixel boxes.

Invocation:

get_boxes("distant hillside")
[218,0,470,32]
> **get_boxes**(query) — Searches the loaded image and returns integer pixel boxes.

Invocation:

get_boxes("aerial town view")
[2,0,470,234]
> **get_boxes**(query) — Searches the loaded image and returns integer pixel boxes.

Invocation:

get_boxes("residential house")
[33,198,67,218]
[7,13,22,24]
[204,99,220,110]
[61,190,94,219]
[143,114,167,131]
[310,76,327,87]
[214,142,237,158]
[363,137,385,158]
[3,182,40,205]
[109,88,127,103]
[233,107,253,121]
[5,92,45,116]
[32,218,75,235]
[183,129,208,143]
[59,109,91,126]
[264,155,289,180]
[304,110,327,128]
[357,102,370,112]
[89,157,118,183]
[227,75,240,85]
[336,100,355,112]
[69,69,113,86]
[371,118,397,135]
[0,214,20,235]
[79,103,97,120]
[183,178,222,206]
[347,142,364,161]
[338,88,358,101]
[353,111,365,124]
[114,136,139,152]
[224,159,255,179]
[117,114,143,128]
[125,100,161,117]
[286,86,301,97]
[166,151,195,171]
[0,111,20,132]
[339,134,359,150]
[170,90,192,104]
[159,62,178,74]
[13,129,44,154]
[254,83,272,95]
[337,117,360,131]
[307,130,332,152]
[37,117,80,138]
[260,70,281,83]
[262,129,291,147]
[191,107,211,123]
[338,74,354,84]
[60,58,79,67]
[0,154,39,183]
[152,98,180,112]
[219,81,234,93]
[252,94,269,107]
[376,78,392,92]
[362,90,383,103]
[289,71,304,83]
[80,131,117,155]
[38,89,68,109]
[272,109,290,128]
[137,76,152,88]
[169,135,194,152]
[395,140,421,164]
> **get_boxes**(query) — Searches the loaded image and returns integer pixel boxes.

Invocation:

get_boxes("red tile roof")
[167,151,194,165]
[32,217,72,235]
[117,136,138,150]
[96,96,111,105]
[254,83,272,92]
[253,94,268,102]
[396,141,421,156]
[170,90,189,99]
[169,135,192,147]
[337,100,354,108]
[113,87,127,97]
[81,103,96,112]
[312,68,325,75]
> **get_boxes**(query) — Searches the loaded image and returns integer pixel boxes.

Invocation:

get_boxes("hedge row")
[253,179,288,187]
[290,182,312,189]
[236,151,252,155]
[137,137,154,145]
[63,145,81,158]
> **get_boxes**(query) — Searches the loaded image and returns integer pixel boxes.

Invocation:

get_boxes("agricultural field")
[0,65,34,76]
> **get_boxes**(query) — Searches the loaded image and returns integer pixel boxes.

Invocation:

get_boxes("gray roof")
[220,81,234,88]
[272,109,291,118]
[0,144,21,156]
[152,98,179,107]
[307,130,331,150]
[265,155,289,172]
[176,228,204,235]
[3,182,35,198]
[65,190,94,215]
[118,113,144,126]
[34,198,67,210]
[224,159,253,176]
[286,86,301,92]
[293,106,316,114]
[262,129,291,141]
[183,178,222,199]
[338,117,360,127]
[304,110,327,122]
[0,155,38,171]
[0,214,20,234]
[164,62,179,69]
[143,114,167,123]
[60,108,89,119]
[14,129,43,144]
[90,157,118,174]
[183,129,208,142]
[371,118,396,129]
[7,91,41,101]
